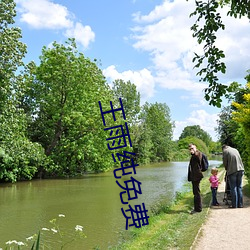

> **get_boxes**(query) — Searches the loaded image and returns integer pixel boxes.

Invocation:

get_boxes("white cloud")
[65,22,95,48]
[103,65,155,103]
[173,110,219,141]
[16,0,95,48]
[16,0,73,29]
[130,0,250,96]
[129,0,211,106]
[132,1,176,23]
[214,7,250,81]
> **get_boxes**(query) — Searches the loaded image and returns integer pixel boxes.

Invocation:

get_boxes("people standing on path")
[188,143,203,214]
[222,144,244,208]
[209,168,220,206]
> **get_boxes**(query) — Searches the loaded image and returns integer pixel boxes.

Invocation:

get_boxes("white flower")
[17,242,25,246]
[58,214,65,217]
[26,236,34,241]
[42,227,50,231]
[6,240,17,245]
[75,225,83,231]
[5,240,25,246]
[51,228,58,233]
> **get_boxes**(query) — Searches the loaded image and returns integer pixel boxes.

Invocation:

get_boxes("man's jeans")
[228,170,244,208]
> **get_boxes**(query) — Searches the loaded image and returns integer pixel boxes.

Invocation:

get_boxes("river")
[0,159,222,249]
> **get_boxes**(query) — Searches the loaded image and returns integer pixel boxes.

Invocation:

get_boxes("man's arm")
[222,152,228,171]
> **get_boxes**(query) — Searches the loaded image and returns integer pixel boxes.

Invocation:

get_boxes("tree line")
[0,1,174,182]
[0,0,249,183]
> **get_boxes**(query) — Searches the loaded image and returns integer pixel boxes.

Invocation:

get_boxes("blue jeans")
[211,187,218,205]
[228,170,244,208]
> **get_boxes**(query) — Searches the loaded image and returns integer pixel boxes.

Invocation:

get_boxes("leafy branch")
[189,0,250,107]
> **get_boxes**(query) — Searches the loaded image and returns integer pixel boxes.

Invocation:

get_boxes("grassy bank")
[109,168,225,250]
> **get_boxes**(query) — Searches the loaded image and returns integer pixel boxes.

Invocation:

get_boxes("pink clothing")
[209,175,219,188]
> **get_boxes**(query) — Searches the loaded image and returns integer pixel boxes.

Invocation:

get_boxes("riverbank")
[110,168,224,250]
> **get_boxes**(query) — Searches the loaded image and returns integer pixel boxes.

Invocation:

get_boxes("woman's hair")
[211,167,218,174]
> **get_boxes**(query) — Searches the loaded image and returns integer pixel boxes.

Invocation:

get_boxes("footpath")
[191,173,250,250]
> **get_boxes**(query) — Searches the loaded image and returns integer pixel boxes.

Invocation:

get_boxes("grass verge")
[109,169,225,250]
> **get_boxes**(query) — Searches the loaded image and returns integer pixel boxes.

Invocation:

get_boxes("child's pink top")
[209,175,219,188]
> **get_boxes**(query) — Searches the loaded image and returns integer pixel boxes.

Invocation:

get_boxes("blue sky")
[14,0,250,141]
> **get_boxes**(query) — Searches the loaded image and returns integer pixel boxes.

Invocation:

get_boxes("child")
[209,168,220,206]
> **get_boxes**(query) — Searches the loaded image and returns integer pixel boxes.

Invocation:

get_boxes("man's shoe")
[228,205,236,208]
[190,209,201,214]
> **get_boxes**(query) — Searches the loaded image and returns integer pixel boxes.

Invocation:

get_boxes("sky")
[14,0,250,141]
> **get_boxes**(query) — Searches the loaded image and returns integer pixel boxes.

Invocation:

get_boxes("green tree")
[190,0,250,107]
[133,122,154,164]
[0,0,27,109]
[170,140,190,161]
[0,0,48,182]
[139,102,174,162]
[178,136,209,156]
[214,72,249,176]
[112,79,140,125]
[24,39,115,176]
[208,141,222,155]
[179,125,212,146]
[111,79,142,163]
[216,73,250,150]
[216,106,239,147]
[230,79,250,176]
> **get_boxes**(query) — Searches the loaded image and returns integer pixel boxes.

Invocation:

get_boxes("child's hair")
[211,167,218,175]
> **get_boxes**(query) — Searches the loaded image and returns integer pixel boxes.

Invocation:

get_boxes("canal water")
[0,160,221,249]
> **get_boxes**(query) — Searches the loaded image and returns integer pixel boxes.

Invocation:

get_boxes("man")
[222,144,244,208]
[188,143,204,214]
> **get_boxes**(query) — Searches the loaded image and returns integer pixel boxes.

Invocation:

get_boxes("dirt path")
[192,174,250,250]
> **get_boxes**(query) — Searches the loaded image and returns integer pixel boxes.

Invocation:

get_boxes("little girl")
[209,168,220,206]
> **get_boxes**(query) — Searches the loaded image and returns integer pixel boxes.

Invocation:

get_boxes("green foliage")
[0,0,202,181]
[178,136,209,156]
[216,72,250,177]
[111,79,144,163]
[0,108,50,182]
[216,106,240,147]
[138,102,174,163]
[112,79,140,125]
[190,0,226,107]
[221,0,250,19]
[0,0,27,103]
[189,0,250,107]
[1,0,178,179]
[23,39,116,175]
[133,123,154,164]
[171,148,190,161]
[31,231,40,250]
[0,0,49,182]
[231,79,250,177]
[209,141,222,154]
[179,125,212,146]
[216,73,250,154]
